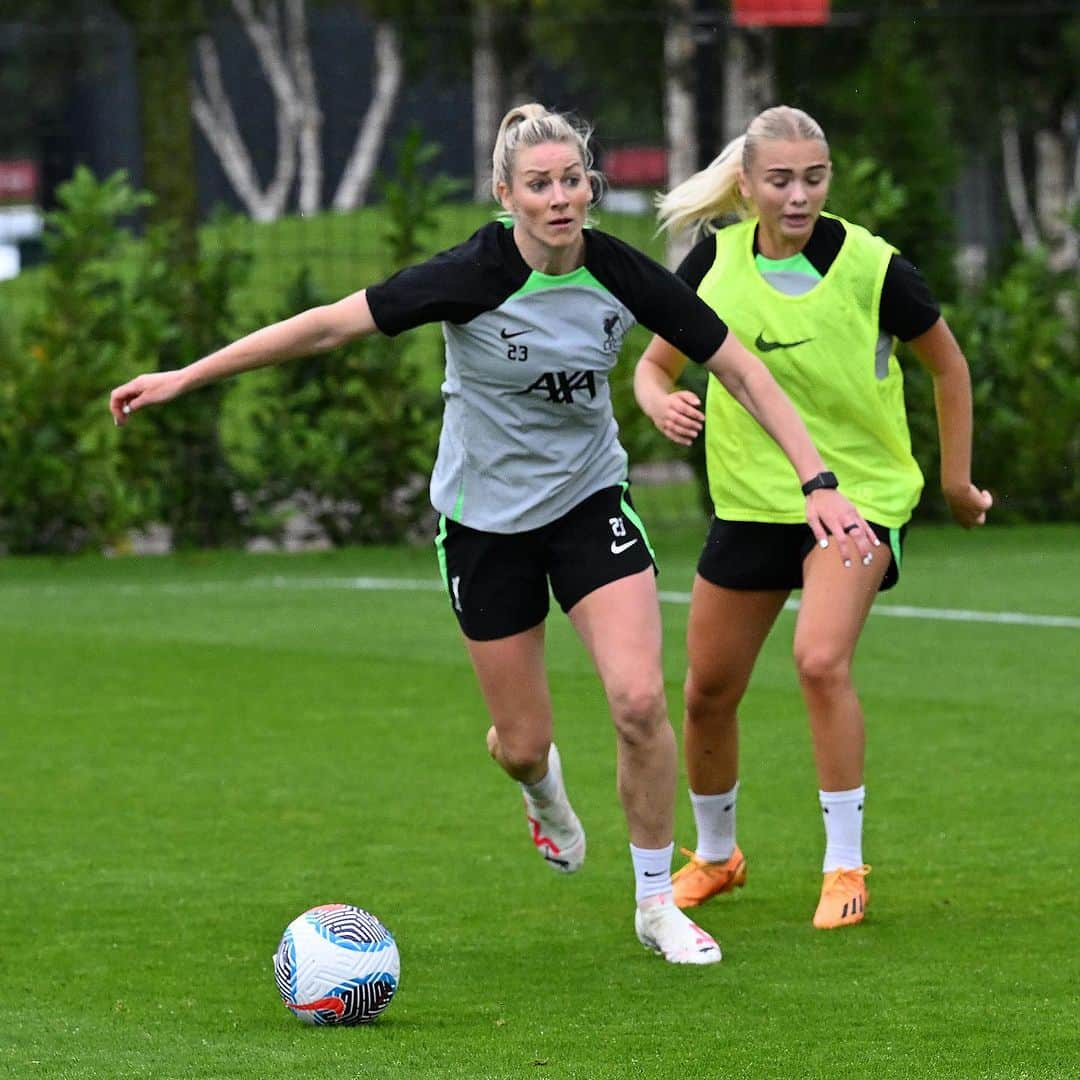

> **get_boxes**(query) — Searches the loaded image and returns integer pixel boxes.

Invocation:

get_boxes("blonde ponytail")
[656,106,829,238]
[656,136,750,237]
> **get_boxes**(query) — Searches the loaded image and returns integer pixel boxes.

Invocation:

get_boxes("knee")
[794,645,851,694]
[487,725,548,775]
[684,668,744,726]
[609,677,668,747]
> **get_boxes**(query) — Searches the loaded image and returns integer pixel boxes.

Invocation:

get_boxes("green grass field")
[2,523,1078,1079]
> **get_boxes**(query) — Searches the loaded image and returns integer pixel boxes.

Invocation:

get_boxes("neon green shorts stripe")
[619,481,657,565]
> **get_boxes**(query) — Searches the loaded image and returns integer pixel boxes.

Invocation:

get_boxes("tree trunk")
[1034,128,1077,272]
[113,0,243,548]
[663,0,697,267]
[1001,110,1040,251]
[286,0,323,215]
[119,0,202,274]
[472,1,501,203]
[721,27,774,146]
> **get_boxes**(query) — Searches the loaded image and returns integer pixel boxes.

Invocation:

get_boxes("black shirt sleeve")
[788,217,941,341]
[880,254,940,341]
[585,231,728,363]
[674,234,718,291]
[366,222,528,336]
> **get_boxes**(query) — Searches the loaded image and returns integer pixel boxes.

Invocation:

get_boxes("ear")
[496,180,514,214]
[736,170,752,201]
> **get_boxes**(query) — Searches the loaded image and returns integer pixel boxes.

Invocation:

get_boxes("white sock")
[689,782,739,862]
[520,745,561,805]
[630,842,674,902]
[819,786,865,872]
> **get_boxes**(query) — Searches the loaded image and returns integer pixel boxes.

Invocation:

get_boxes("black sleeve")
[674,234,718,290]
[366,223,527,336]
[585,231,729,363]
[880,254,940,341]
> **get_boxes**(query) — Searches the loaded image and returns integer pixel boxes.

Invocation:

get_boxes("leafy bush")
[220,271,441,546]
[0,168,255,554]
[825,151,908,237]
[125,209,254,549]
[908,245,1079,522]
[0,169,165,554]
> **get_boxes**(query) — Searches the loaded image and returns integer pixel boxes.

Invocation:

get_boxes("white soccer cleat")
[523,744,586,873]
[635,894,722,964]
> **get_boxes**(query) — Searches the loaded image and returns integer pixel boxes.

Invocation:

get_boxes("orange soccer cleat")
[671,845,747,909]
[812,865,871,929]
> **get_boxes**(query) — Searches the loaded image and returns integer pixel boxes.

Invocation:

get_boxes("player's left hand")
[805,490,880,569]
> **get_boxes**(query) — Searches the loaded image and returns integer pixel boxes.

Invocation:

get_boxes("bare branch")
[1001,109,1040,251]
[331,22,403,212]
[192,36,280,220]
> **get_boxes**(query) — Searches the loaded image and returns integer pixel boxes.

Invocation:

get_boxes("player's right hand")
[944,482,993,528]
[650,390,705,447]
[109,370,185,426]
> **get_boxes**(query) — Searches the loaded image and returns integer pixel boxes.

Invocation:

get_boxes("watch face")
[802,471,838,495]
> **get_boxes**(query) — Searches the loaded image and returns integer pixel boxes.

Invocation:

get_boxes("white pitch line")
[656,591,1080,629]
[9,575,1079,630]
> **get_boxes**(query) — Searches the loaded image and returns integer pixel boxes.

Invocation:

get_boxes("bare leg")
[569,568,673,847]
[464,623,552,784]
[794,546,891,790]
[684,576,788,795]
[570,568,723,963]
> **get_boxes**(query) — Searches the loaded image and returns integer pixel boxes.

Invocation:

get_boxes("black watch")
[801,471,839,496]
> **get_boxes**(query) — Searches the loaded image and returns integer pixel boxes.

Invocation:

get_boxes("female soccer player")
[634,105,992,929]
[110,103,875,962]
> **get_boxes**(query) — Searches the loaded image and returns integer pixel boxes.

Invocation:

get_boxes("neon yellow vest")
[698,214,923,527]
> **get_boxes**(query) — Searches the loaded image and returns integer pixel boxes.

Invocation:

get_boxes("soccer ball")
[273,904,400,1025]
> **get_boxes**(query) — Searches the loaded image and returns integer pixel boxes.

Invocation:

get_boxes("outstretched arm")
[907,316,992,528]
[109,289,378,426]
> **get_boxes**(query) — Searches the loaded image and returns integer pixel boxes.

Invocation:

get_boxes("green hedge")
[1,167,1075,555]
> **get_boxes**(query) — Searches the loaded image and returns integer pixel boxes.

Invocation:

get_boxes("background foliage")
[0,3,1076,553]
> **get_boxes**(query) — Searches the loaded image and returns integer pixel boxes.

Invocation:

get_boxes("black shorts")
[434,484,657,641]
[697,517,908,592]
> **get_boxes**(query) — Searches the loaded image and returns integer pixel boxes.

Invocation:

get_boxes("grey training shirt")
[367,220,728,534]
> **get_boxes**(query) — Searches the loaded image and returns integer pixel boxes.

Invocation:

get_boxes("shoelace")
[821,865,871,894]
[675,846,733,874]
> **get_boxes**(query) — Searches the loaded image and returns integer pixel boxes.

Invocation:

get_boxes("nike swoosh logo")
[610,538,639,555]
[643,870,666,877]
[500,328,532,339]
[755,331,813,352]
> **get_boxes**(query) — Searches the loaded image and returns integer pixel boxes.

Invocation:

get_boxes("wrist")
[800,470,839,496]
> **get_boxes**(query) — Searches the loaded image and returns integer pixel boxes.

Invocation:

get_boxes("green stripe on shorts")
[619,481,657,565]
[889,526,902,570]
[434,514,450,590]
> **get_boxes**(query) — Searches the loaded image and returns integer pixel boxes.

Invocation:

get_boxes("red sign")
[733,0,829,26]
[0,160,39,204]
[602,146,668,187]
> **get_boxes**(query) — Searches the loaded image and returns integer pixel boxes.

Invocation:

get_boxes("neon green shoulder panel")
[697,214,923,527]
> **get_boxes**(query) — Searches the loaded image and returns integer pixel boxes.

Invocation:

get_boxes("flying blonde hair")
[656,105,829,237]
[490,103,603,204]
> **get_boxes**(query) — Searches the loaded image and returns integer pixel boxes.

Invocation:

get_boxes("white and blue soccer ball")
[273,904,400,1025]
